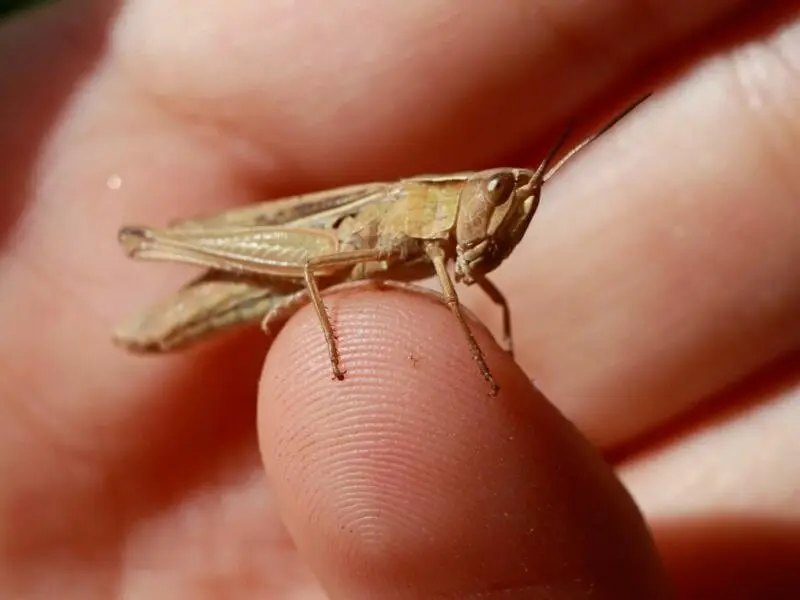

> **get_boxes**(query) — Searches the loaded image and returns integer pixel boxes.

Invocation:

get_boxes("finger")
[257,287,671,599]
[108,0,754,190]
[478,8,800,448]
[618,355,800,596]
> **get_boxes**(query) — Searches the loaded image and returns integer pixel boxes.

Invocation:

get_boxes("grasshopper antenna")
[515,122,574,197]
[544,93,652,182]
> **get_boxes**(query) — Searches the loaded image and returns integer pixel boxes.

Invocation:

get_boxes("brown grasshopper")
[114,99,647,395]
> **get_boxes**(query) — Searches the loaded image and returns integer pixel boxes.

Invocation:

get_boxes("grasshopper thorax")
[453,168,541,284]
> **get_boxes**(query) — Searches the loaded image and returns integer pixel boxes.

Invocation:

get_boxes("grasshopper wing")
[118,225,344,278]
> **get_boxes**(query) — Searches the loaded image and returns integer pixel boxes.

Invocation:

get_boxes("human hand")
[1,0,797,598]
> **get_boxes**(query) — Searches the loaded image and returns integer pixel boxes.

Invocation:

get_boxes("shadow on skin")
[655,515,800,598]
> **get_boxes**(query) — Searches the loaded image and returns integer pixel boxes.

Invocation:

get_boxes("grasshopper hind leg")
[305,265,346,381]
[260,288,313,339]
[300,248,393,382]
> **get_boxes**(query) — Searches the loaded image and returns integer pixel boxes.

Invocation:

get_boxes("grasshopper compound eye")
[484,172,516,205]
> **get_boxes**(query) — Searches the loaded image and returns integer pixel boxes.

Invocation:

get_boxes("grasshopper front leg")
[426,243,499,396]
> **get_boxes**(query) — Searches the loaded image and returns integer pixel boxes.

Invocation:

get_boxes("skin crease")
[0,0,798,598]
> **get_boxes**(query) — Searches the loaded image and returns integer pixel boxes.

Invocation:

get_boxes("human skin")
[0,0,798,598]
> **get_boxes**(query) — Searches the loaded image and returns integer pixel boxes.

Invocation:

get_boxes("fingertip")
[257,286,670,599]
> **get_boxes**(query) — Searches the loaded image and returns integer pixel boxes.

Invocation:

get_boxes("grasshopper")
[114,99,647,395]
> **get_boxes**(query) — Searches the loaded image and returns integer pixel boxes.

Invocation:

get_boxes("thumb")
[257,286,671,599]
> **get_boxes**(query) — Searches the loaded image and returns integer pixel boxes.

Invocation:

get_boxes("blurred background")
[1,0,53,19]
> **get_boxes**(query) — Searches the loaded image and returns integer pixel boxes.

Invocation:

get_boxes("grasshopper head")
[453,125,575,284]
[454,168,542,284]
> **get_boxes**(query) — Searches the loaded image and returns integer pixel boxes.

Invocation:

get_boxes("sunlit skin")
[1,0,798,598]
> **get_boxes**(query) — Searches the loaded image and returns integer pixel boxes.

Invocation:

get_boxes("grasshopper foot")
[330,364,347,381]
